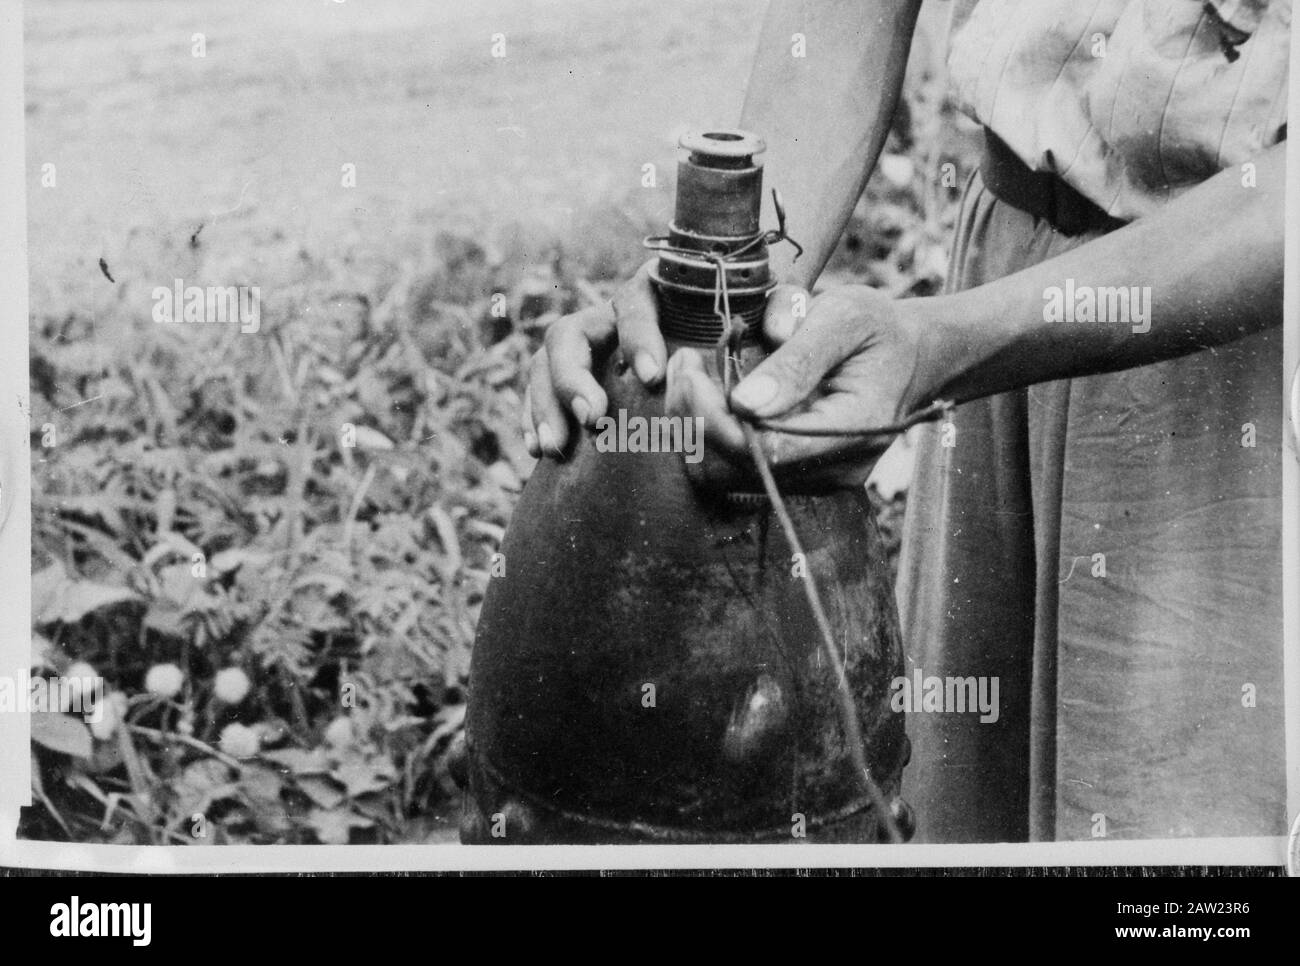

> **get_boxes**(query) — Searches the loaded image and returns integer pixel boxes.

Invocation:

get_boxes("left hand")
[665,283,934,491]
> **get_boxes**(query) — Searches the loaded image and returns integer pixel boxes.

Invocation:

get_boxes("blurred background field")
[23,0,979,844]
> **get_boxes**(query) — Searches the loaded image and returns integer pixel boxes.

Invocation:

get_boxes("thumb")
[730,297,862,420]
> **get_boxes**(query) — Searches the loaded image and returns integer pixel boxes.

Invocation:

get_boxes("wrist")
[897,288,1020,410]
[895,293,964,413]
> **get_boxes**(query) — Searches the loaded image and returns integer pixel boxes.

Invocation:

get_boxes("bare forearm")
[908,143,1287,408]
[740,0,921,287]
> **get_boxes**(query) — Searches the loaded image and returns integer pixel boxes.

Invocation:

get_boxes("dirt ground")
[24,0,773,311]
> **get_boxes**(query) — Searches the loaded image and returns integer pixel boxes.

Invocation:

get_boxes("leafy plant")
[22,69,977,845]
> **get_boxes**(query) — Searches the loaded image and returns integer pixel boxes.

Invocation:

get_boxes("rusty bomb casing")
[461,130,912,844]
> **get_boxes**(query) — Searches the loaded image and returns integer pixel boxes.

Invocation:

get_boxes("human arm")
[672,141,1286,485]
[522,0,924,454]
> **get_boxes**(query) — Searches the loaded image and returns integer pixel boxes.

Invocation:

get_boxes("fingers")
[612,261,667,386]
[527,345,571,456]
[762,284,811,346]
[521,381,539,457]
[665,349,747,456]
[531,261,664,457]
[730,294,864,421]
[750,391,887,467]
[665,348,885,491]
[543,305,611,429]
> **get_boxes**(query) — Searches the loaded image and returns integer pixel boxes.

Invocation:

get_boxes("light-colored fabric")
[944,0,1290,219]
[896,159,1287,844]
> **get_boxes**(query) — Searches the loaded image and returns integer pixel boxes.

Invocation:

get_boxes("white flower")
[89,692,127,742]
[879,153,915,188]
[214,667,251,705]
[323,716,354,748]
[61,661,100,711]
[219,723,261,759]
[144,663,185,699]
[66,661,97,681]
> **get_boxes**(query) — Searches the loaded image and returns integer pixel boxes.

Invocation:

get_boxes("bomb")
[461,130,912,844]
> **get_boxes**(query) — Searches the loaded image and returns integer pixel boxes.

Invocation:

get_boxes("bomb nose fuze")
[648,130,774,346]
[460,129,913,844]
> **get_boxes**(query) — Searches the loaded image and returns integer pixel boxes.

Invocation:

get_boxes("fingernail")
[524,431,539,456]
[537,423,561,456]
[634,350,661,385]
[572,397,591,426]
[732,374,778,413]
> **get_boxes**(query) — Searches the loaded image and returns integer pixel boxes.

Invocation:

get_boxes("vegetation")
[22,4,977,844]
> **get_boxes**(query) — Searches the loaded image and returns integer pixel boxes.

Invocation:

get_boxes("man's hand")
[522,261,666,458]
[666,284,931,490]
[524,268,932,490]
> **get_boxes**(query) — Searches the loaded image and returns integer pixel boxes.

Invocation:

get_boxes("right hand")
[523,259,813,459]
[522,260,667,457]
